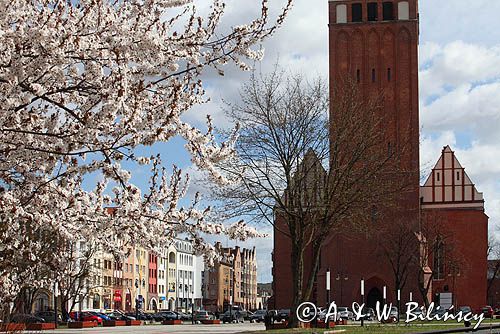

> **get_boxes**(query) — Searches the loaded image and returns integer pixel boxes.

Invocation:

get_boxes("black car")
[250,310,267,323]
[276,309,290,322]
[107,311,135,321]
[125,312,152,321]
[149,312,167,322]
[175,311,191,321]
[158,311,180,320]
[34,311,64,323]
[11,314,46,323]
[221,310,244,323]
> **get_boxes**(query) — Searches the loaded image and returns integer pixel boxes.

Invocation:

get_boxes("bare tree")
[213,68,408,327]
[379,218,419,294]
[417,211,465,308]
[55,240,100,319]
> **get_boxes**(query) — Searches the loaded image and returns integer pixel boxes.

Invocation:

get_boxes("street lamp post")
[397,289,401,323]
[135,279,139,320]
[326,269,331,329]
[383,286,387,305]
[361,278,365,327]
[53,281,58,329]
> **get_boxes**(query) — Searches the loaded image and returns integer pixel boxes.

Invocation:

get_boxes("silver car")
[337,307,355,321]
[193,311,215,321]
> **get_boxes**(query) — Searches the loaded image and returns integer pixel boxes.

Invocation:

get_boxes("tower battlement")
[329,0,418,25]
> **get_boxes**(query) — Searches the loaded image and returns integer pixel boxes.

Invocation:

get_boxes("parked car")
[361,307,375,321]
[149,312,167,322]
[69,311,103,325]
[125,311,152,321]
[106,310,135,321]
[337,307,354,321]
[89,312,111,321]
[242,310,253,320]
[456,306,472,315]
[481,306,494,318]
[250,310,267,323]
[194,311,215,322]
[318,308,334,321]
[11,314,46,324]
[429,306,448,318]
[158,311,180,321]
[221,310,244,323]
[389,307,399,321]
[175,311,191,321]
[276,309,290,322]
[265,310,278,322]
[34,311,64,323]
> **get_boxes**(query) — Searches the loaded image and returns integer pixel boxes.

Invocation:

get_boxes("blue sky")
[123,0,500,283]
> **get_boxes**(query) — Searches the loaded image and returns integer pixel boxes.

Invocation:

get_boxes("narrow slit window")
[387,68,392,81]
[352,3,363,22]
[437,172,440,182]
[372,69,376,82]
[356,69,361,83]
[367,3,378,21]
[383,2,394,20]
[457,171,460,181]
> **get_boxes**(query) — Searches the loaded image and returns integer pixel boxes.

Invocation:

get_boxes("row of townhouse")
[73,238,204,313]
[30,239,259,315]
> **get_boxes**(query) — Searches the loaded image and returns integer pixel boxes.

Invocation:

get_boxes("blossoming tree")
[0,0,291,314]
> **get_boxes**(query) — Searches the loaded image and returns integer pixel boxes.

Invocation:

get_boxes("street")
[21,323,265,334]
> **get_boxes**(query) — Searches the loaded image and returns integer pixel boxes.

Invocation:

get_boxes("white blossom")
[0,0,292,309]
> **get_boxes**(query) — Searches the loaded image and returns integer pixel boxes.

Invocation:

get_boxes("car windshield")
[338,307,348,312]
[255,310,266,315]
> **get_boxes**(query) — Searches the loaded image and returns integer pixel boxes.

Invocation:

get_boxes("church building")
[272,0,488,311]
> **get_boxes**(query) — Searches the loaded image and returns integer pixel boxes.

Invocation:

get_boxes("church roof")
[420,146,484,209]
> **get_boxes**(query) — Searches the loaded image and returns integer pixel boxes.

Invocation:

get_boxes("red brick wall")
[423,208,488,310]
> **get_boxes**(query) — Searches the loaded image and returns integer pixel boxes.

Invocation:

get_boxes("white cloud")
[420,42,500,101]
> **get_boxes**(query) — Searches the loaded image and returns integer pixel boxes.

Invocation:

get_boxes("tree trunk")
[288,240,305,328]
[304,240,322,302]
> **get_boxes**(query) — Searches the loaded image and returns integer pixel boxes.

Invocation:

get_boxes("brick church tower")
[273,0,488,312]
[321,0,421,307]
[329,0,420,176]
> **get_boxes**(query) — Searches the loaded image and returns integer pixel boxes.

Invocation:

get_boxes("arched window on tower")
[352,3,363,22]
[433,237,445,280]
[398,1,409,20]
[367,3,378,21]
[337,4,347,23]
[383,2,394,20]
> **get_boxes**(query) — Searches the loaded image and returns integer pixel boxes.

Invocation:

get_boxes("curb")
[412,324,500,333]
